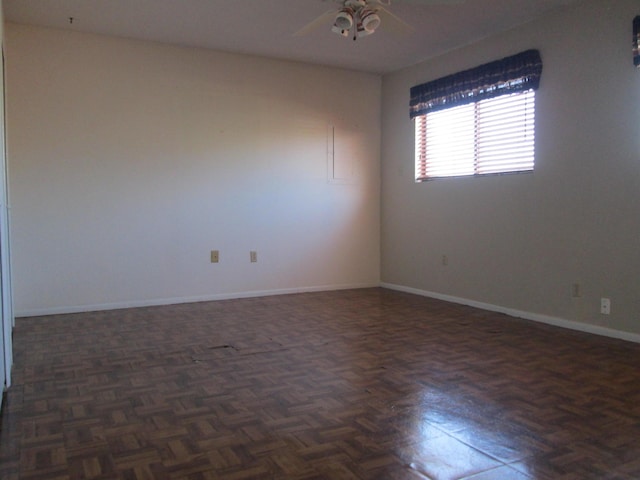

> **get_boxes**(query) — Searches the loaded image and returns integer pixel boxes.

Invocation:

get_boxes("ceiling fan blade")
[377,5,415,35]
[293,10,337,36]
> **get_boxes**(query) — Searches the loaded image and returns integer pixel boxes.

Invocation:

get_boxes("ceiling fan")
[294,0,465,41]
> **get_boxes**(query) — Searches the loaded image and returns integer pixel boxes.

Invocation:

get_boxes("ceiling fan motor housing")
[344,0,367,8]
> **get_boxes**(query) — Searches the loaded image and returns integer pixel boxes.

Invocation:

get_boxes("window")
[415,90,536,179]
[410,50,542,181]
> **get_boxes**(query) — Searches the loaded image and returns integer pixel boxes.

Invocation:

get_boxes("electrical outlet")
[250,251,257,263]
[210,250,219,263]
[600,298,611,315]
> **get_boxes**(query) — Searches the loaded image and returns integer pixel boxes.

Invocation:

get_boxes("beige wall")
[6,24,381,315]
[381,0,640,337]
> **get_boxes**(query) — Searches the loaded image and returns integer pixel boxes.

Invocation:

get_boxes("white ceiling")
[3,0,579,74]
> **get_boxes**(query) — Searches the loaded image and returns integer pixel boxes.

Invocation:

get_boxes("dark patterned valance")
[634,16,640,67]
[409,49,543,119]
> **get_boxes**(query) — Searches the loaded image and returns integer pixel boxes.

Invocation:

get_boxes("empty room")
[1,0,639,479]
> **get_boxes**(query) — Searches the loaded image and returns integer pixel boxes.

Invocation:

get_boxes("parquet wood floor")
[1,288,640,479]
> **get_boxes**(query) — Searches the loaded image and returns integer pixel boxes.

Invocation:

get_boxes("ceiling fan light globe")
[361,11,381,33]
[334,9,354,30]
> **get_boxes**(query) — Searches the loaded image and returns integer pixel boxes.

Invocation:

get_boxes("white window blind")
[415,90,535,181]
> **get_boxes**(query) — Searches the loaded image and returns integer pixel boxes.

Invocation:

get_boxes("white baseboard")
[18,282,640,345]
[380,282,640,344]
[16,282,379,318]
